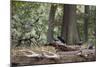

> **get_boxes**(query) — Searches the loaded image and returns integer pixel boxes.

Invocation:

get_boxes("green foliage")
[11,1,63,47]
[11,1,96,47]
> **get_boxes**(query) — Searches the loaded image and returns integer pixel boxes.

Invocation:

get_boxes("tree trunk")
[61,5,69,42]
[84,6,89,42]
[47,5,57,43]
[61,4,80,45]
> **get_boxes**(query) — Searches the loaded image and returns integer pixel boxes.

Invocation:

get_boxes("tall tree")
[47,4,57,43]
[61,4,80,44]
[84,6,89,42]
[61,4,69,42]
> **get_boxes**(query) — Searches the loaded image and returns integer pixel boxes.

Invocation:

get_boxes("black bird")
[88,42,94,49]
[57,36,65,43]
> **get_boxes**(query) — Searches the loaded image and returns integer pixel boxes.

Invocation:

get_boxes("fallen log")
[11,48,96,66]
[57,49,96,63]
[11,49,60,66]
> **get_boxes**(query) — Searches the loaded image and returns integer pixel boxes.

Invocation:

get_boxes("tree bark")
[61,5,69,42]
[47,4,57,43]
[61,4,80,44]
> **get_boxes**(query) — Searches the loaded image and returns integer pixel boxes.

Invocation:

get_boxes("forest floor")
[11,45,96,67]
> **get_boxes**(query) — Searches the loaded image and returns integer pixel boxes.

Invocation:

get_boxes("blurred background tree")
[11,1,96,47]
